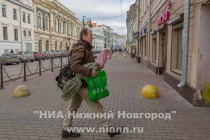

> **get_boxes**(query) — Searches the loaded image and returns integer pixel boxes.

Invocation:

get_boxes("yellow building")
[32,0,82,52]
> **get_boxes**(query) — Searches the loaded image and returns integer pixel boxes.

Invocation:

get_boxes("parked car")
[44,51,55,59]
[51,50,62,57]
[0,53,20,65]
[17,51,34,62]
[61,50,70,57]
[33,52,46,60]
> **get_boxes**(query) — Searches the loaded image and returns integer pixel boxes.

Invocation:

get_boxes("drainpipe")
[136,0,140,62]
[177,0,190,88]
[20,6,24,51]
[146,0,151,60]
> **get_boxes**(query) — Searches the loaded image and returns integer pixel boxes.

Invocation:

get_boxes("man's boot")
[107,126,123,137]
[62,129,81,138]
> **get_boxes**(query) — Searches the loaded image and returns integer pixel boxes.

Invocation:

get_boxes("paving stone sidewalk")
[0,53,210,140]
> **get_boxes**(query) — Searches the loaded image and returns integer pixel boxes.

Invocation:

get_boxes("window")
[55,41,57,50]
[3,27,8,40]
[28,14,30,23]
[28,31,31,37]
[45,15,49,30]
[152,38,157,63]
[71,25,74,36]
[23,30,26,36]
[23,12,25,22]
[143,36,147,57]
[171,22,183,73]
[53,18,57,31]
[2,5,6,17]
[13,9,17,20]
[67,23,70,35]
[38,13,42,28]
[14,29,18,41]
[46,40,49,51]
[63,22,66,34]
[39,40,42,52]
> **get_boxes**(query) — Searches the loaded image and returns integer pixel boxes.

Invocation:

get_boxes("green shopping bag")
[86,70,109,102]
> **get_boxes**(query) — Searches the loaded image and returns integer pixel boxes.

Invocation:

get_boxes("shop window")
[152,37,157,63]
[143,36,147,57]
[171,22,183,73]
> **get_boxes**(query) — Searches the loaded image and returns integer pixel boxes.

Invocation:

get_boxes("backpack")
[55,63,74,90]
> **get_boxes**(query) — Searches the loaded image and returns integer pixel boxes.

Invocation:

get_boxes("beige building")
[127,0,210,105]
[32,0,82,52]
[0,0,34,54]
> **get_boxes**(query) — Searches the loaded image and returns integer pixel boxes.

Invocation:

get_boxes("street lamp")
[83,16,93,28]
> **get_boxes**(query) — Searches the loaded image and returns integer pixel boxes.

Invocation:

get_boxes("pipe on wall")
[146,0,151,60]
[177,0,190,88]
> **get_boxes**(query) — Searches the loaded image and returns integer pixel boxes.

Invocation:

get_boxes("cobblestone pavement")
[0,53,210,140]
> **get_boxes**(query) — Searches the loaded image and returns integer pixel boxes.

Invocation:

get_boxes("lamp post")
[83,16,93,28]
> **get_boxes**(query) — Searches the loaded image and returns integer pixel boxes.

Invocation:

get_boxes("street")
[0,53,209,140]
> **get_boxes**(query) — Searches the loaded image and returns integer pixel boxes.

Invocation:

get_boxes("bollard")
[0,63,4,89]
[23,61,27,81]
[39,59,42,76]
[51,57,54,72]
[60,57,63,68]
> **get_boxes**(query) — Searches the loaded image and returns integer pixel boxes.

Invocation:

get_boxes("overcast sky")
[59,0,136,35]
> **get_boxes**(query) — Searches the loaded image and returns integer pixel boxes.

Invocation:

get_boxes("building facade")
[33,0,82,52]
[0,0,34,54]
[127,0,210,105]
[91,27,104,51]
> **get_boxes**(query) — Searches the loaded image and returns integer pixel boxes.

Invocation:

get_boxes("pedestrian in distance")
[62,28,122,138]
[10,49,14,53]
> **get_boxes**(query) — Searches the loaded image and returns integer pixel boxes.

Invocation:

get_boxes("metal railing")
[0,56,69,89]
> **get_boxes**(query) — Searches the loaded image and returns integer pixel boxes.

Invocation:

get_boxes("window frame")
[23,30,27,37]
[13,8,17,20]
[23,12,26,22]
[152,35,157,63]
[28,14,30,23]
[3,26,8,40]
[171,22,183,75]
[14,29,18,41]
[2,4,6,17]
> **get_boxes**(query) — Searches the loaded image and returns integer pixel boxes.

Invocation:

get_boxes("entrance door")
[26,43,32,51]
[162,32,167,72]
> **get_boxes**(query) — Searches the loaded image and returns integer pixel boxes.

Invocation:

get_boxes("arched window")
[53,18,57,32]
[46,40,49,51]
[39,40,42,52]
[71,24,74,36]
[55,41,57,50]
[60,20,63,33]
[45,15,49,30]
[67,23,70,35]
[63,22,66,34]
[38,12,42,28]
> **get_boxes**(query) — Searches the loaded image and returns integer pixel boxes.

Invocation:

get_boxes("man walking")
[62,28,121,138]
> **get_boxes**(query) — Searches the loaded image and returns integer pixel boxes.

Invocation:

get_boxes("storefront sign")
[156,1,172,26]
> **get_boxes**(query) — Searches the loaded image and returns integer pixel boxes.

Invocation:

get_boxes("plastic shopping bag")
[86,70,109,102]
